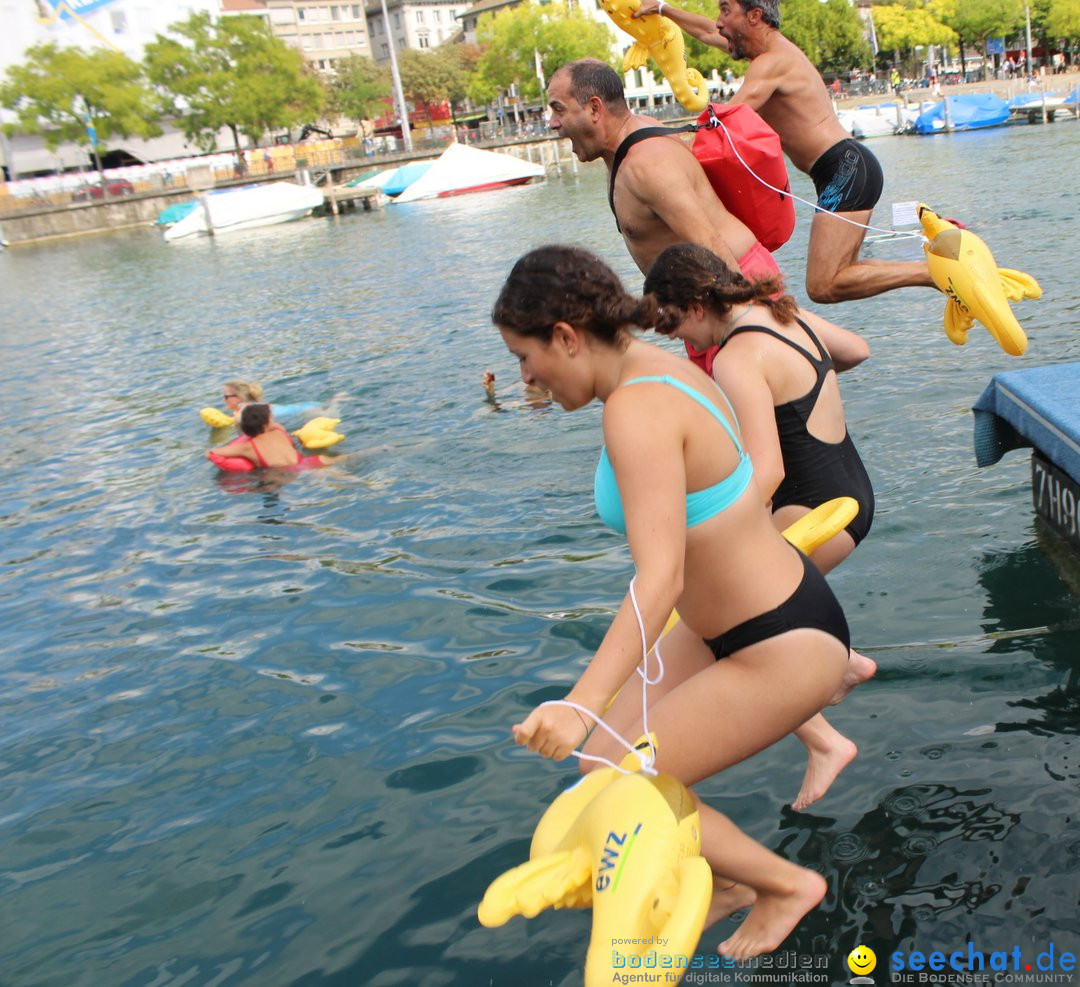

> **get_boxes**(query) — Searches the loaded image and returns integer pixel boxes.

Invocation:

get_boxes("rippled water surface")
[2,123,1079,987]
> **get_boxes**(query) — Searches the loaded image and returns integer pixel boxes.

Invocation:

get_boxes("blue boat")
[912,93,1011,134]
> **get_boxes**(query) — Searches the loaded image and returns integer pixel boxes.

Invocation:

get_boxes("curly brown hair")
[643,243,797,336]
[492,245,660,345]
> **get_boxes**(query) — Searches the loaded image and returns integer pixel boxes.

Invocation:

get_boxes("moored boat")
[912,93,1011,134]
[163,181,324,241]
[391,143,545,204]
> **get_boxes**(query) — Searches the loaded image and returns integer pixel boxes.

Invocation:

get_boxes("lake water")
[2,121,1079,987]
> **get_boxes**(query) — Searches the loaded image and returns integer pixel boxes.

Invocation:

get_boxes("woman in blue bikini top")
[492,245,851,959]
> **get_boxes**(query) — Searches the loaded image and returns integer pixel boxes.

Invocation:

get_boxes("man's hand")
[632,0,663,18]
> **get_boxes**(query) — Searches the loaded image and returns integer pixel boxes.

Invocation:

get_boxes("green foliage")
[1044,0,1080,42]
[144,12,324,151]
[328,54,391,124]
[872,4,956,55]
[0,43,161,151]
[398,45,471,121]
[931,0,1025,45]
[781,0,872,72]
[470,1,617,102]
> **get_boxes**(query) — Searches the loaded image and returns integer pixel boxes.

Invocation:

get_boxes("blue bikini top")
[594,375,753,535]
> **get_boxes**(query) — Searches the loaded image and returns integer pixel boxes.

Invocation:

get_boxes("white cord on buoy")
[542,576,662,776]
[709,115,923,241]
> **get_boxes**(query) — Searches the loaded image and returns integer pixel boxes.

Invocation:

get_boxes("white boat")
[391,143,545,204]
[163,181,325,241]
[836,102,921,138]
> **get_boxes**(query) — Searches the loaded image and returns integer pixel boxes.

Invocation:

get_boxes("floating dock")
[974,363,1080,551]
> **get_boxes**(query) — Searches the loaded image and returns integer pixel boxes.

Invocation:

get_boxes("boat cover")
[973,362,1080,482]
[381,162,433,196]
[913,93,1010,133]
[392,143,544,204]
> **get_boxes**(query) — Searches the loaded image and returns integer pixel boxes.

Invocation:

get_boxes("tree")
[0,43,161,176]
[328,54,391,129]
[929,0,1025,77]
[398,46,470,126]
[1044,0,1080,51]
[780,0,872,73]
[871,4,955,75]
[470,1,617,103]
[144,12,324,160]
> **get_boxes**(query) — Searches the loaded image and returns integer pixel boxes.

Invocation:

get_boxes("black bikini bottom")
[704,551,850,660]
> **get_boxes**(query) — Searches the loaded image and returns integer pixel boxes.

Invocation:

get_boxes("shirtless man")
[633,0,936,304]
[547,58,765,281]
[546,57,867,377]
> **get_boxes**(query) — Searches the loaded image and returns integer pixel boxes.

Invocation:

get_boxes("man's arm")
[632,0,728,49]
[727,50,782,110]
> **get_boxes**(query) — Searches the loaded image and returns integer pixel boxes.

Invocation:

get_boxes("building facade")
[263,0,373,70]
[365,0,470,62]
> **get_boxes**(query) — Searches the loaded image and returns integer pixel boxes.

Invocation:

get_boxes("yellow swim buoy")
[478,737,711,986]
[599,0,707,113]
[918,203,1041,357]
[200,406,236,429]
[292,417,345,449]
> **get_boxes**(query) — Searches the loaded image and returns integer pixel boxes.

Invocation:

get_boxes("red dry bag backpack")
[608,103,795,253]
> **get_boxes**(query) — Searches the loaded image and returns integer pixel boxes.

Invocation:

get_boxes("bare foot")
[718,869,826,960]
[705,881,757,926]
[793,735,857,810]
[828,649,877,706]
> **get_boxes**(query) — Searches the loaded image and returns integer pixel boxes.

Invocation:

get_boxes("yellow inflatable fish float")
[918,204,1041,357]
[293,417,345,449]
[599,0,708,113]
[478,738,712,986]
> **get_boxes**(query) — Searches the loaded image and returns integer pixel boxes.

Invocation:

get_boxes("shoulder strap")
[728,322,828,370]
[623,374,743,452]
[608,124,696,231]
[792,316,833,368]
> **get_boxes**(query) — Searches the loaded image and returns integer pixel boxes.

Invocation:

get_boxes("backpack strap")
[608,122,697,231]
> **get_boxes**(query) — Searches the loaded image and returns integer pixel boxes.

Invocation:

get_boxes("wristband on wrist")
[657,1,667,14]
[574,707,594,743]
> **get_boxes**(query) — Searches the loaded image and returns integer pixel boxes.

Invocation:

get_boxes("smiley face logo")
[848,945,877,977]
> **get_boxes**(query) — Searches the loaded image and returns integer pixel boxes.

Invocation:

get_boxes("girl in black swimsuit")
[645,242,879,810]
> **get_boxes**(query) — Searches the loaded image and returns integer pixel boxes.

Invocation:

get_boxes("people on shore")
[630,0,936,304]
[207,404,332,470]
[494,244,849,957]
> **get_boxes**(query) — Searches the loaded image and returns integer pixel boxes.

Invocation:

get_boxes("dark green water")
[1,121,1078,987]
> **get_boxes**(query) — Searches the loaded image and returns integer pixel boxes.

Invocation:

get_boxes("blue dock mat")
[973,362,1080,482]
